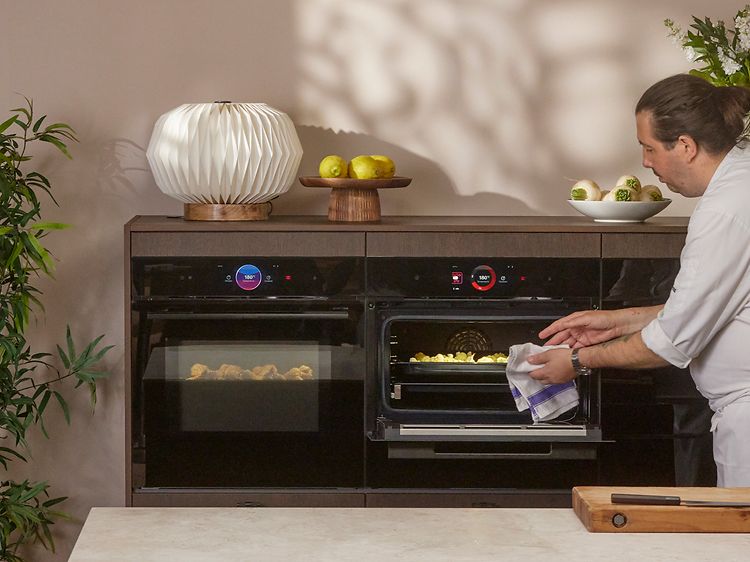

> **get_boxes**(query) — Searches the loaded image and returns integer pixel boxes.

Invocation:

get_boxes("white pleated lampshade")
[146,102,303,205]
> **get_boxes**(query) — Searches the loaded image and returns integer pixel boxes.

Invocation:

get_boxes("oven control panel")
[132,257,364,297]
[369,258,599,298]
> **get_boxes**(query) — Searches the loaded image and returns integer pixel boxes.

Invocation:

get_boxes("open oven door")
[367,299,604,461]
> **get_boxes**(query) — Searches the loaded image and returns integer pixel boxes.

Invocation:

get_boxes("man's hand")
[538,306,663,349]
[526,348,576,385]
[538,310,621,348]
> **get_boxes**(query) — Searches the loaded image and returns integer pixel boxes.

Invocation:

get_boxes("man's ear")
[677,135,698,162]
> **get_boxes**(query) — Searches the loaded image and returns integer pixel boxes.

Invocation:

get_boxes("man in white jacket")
[528,74,750,487]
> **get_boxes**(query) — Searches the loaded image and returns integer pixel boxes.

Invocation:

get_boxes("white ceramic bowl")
[567,199,671,223]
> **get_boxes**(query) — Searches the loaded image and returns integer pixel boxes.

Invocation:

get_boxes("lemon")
[319,155,348,178]
[348,155,382,179]
[370,155,395,178]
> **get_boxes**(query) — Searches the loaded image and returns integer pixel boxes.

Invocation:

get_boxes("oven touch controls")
[471,265,496,291]
[235,264,262,291]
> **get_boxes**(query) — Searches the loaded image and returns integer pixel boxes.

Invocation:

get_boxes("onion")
[570,179,602,201]
[603,186,638,201]
[616,174,642,192]
[640,184,664,201]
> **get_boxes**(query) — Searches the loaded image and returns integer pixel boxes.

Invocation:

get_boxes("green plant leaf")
[31,115,47,133]
[28,222,68,231]
[41,496,67,509]
[38,134,71,159]
[0,115,17,133]
[56,344,70,369]
[52,391,70,425]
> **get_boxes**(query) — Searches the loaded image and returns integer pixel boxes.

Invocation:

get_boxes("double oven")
[128,222,610,507]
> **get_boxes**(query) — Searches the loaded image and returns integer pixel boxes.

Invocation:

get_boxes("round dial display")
[471,265,496,291]
[235,264,262,291]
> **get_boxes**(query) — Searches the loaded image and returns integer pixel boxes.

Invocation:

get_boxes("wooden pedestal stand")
[298,176,412,222]
[184,202,271,221]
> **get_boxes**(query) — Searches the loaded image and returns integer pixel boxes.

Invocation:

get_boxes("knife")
[611,493,750,508]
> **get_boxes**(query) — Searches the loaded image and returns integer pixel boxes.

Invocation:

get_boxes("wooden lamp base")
[184,203,271,221]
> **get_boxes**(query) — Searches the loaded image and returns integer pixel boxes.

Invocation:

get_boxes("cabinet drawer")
[602,233,685,258]
[367,233,600,257]
[131,232,365,257]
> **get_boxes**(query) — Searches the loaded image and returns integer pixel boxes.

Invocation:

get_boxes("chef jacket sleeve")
[641,209,750,368]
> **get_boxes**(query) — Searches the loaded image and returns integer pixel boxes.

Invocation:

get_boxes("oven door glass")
[132,301,364,488]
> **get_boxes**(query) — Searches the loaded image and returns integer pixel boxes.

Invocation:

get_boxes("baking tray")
[396,362,506,374]
[392,362,507,384]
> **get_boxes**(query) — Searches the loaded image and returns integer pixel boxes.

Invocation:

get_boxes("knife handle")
[611,493,681,506]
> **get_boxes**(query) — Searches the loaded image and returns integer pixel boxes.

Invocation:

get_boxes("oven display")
[470,265,496,291]
[235,264,263,291]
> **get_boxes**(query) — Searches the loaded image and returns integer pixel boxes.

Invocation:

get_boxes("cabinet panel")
[365,490,570,508]
[131,232,365,257]
[367,233,600,257]
[602,233,685,258]
[132,490,365,507]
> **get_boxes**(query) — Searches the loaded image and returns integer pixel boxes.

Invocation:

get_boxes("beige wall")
[1,0,735,559]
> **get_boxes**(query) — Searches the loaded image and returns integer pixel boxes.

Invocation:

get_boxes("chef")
[527,74,750,487]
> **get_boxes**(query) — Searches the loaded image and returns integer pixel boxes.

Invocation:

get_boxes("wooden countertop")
[127,215,689,233]
[70,507,749,561]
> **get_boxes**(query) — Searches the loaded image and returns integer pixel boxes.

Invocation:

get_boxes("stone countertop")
[127,215,690,233]
[69,507,749,562]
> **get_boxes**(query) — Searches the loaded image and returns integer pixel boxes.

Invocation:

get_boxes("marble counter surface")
[70,507,750,562]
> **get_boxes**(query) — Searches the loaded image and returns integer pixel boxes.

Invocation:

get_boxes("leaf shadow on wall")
[274,125,535,217]
[98,138,153,197]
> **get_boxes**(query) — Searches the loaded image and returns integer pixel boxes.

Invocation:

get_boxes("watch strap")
[571,348,592,376]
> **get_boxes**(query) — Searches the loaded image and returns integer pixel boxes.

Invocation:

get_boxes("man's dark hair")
[636,74,750,154]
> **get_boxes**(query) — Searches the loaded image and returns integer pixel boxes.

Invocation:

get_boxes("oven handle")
[388,443,596,460]
[146,312,352,320]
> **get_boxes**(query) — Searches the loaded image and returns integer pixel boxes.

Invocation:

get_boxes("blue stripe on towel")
[527,381,577,408]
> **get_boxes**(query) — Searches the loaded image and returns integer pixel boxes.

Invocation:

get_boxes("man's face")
[636,111,697,197]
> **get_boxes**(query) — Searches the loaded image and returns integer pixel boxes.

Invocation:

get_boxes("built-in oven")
[130,257,365,493]
[365,258,603,498]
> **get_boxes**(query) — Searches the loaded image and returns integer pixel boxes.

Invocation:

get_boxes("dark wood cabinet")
[125,215,694,507]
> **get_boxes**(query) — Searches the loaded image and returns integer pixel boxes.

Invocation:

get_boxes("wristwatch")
[570,348,592,377]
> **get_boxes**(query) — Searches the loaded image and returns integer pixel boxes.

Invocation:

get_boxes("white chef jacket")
[641,144,750,413]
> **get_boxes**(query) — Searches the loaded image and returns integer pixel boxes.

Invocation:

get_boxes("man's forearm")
[619,304,664,334]
[579,330,669,370]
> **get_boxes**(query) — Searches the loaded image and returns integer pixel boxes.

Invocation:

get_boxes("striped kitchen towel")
[506,343,579,423]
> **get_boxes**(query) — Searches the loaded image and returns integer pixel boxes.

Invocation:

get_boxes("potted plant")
[0,98,112,561]
[665,5,750,86]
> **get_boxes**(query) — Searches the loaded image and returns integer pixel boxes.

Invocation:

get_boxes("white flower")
[683,46,697,62]
[719,47,742,76]
[664,18,685,45]
[736,6,750,52]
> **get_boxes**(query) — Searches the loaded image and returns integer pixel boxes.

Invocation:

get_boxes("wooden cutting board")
[573,486,750,533]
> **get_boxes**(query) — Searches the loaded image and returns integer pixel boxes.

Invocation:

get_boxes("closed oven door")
[132,299,364,489]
